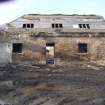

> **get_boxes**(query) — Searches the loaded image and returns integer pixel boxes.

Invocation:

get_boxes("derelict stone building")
[1,14,105,64]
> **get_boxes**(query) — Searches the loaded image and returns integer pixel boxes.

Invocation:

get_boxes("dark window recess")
[46,43,55,46]
[12,43,23,53]
[31,24,34,28]
[23,24,26,28]
[52,23,63,28]
[78,43,87,53]
[79,24,90,29]
[83,24,86,28]
[59,24,63,28]
[79,24,82,28]
[23,24,34,28]
[55,24,58,28]
[52,24,54,28]
[27,24,30,28]
[86,24,90,29]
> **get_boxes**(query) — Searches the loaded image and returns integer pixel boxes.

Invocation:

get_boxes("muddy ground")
[0,61,105,105]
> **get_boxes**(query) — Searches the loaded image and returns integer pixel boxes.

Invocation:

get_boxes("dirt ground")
[0,61,105,105]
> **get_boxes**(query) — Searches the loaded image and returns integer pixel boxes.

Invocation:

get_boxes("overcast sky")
[0,0,104,25]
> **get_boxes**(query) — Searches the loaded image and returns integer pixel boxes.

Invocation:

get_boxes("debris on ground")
[0,61,105,105]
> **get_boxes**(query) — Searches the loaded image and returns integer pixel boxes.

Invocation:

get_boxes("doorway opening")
[46,43,55,64]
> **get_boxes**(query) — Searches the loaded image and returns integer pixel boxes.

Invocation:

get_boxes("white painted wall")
[0,43,12,63]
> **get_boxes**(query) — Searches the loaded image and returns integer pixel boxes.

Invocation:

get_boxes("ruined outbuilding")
[1,14,105,65]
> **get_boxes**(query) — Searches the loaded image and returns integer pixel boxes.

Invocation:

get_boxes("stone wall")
[11,36,105,65]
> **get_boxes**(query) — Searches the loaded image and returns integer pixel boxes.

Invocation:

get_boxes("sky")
[0,0,104,25]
